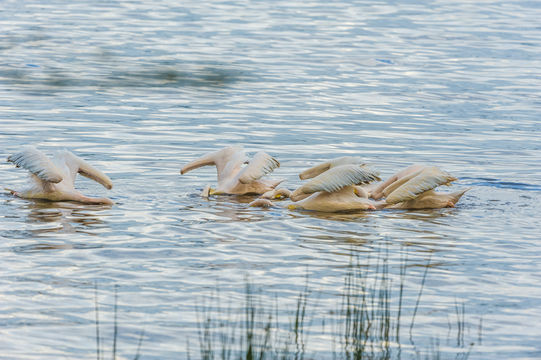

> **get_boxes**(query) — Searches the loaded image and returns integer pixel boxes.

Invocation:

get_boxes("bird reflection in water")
[379,206,459,225]
[19,200,110,238]
[8,200,110,253]
[202,195,270,224]
[289,206,455,257]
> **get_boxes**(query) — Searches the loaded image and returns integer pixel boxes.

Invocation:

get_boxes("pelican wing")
[299,156,365,180]
[219,148,248,182]
[295,164,380,195]
[381,166,425,197]
[7,146,63,183]
[61,150,113,189]
[385,166,457,204]
[238,152,280,184]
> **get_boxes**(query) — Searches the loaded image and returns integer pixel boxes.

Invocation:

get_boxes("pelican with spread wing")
[180,146,284,196]
[6,146,113,204]
[372,164,469,209]
[286,163,381,212]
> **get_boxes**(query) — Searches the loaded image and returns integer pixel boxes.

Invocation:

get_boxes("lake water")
[1,0,540,359]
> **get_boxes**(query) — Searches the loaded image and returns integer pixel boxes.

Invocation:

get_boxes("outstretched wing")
[59,150,113,189]
[238,152,280,184]
[293,164,380,196]
[299,156,365,180]
[7,146,63,183]
[380,165,426,198]
[385,166,457,204]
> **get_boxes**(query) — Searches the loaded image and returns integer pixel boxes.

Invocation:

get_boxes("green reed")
[196,281,309,360]
[92,250,479,359]
[192,251,477,359]
[338,254,395,359]
[93,283,144,360]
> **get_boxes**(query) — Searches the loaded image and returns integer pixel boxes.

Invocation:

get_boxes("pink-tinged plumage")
[288,164,380,212]
[180,146,283,196]
[7,146,113,205]
[369,164,468,209]
[251,160,469,212]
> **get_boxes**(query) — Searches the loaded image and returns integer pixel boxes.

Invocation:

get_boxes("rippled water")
[1,0,540,358]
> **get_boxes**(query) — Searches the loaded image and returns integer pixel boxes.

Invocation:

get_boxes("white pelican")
[6,146,113,204]
[180,146,284,196]
[296,156,383,198]
[275,164,381,212]
[371,164,469,209]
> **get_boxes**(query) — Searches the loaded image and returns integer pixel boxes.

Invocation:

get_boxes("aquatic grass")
[193,249,479,360]
[196,281,309,360]
[94,282,101,360]
[93,283,145,360]
[338,253,395,359]
[409,255,431,341]
[335,246,417,360]
[90,250,478,360]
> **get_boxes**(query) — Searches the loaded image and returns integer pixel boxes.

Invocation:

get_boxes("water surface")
[1,0,540,358]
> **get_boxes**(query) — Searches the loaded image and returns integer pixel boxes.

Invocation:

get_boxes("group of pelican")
[6,145,469,212]
[181,146,469,212]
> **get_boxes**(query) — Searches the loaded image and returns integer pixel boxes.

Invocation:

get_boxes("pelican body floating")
[7,146,113,205]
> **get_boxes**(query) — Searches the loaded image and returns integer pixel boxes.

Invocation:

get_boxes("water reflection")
[300,232,372,248]
[1,0,540,357]
[20,200,111,237]
[288,208,374,222]
[462,177,541,191]
[12,242,101,253]
[180,195,270,224]
[380,208,459,223]
[285,207,458,260]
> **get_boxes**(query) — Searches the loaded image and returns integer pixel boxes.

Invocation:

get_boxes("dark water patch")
[461,177,541,191]
[12,242,103,253]
[106,66,242,88]
[0,63,246,92]
[376,58,394,64]
[0,229,39,240]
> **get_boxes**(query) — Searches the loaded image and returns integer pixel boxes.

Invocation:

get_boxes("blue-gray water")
[1,0,540,358]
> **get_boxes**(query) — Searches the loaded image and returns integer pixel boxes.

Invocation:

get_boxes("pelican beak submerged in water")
[6,146,113,205]
[249,157,381,212]
[250,158,469,212]
[374,165,469,210]
[287,163,381,212]
[180,146,284,196]
[293,159,469,211]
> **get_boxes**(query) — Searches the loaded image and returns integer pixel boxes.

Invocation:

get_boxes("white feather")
[238,152,280,184]
[296,164,380,195]
[385,166,457,204]
[7,146,63,183]
[299,156,365,180]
